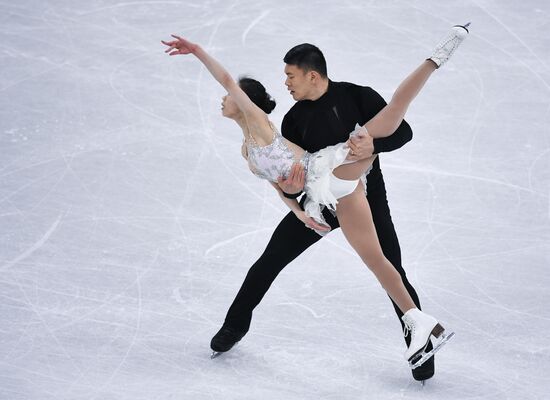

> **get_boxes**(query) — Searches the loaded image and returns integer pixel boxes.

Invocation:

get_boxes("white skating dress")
[246,123,372,234]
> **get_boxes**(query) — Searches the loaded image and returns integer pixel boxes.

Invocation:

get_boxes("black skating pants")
[223,176,421,346]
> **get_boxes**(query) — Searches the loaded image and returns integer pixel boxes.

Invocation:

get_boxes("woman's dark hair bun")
[238,76,276,114]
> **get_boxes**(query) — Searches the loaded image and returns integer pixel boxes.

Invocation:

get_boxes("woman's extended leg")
[333,24,470,181]
[334,183,416,312]
[332,61,439,182]
[335,183,452,363]
[365,60,437,139]
[366,23,470,138]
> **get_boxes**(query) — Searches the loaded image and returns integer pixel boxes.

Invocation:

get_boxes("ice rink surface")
[1,0,549,399]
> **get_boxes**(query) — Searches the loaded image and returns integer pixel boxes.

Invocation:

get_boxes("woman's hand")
[295,210,331,233]
[161,34,198,56]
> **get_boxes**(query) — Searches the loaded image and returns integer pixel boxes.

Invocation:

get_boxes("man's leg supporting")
[213,210,324,349]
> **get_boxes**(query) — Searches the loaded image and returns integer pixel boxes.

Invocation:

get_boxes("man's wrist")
[283,190,302,199]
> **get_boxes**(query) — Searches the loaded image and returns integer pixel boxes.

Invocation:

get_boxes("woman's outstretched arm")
[161,35,264,120]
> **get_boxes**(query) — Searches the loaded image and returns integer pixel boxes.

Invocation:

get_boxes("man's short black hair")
[283,43,327,78]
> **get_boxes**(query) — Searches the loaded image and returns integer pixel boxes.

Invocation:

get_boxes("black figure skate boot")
[210,325,247,358]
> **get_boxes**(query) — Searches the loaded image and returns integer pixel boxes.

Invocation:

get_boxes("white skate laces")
[403,319,413,338]
[429,22,470,68]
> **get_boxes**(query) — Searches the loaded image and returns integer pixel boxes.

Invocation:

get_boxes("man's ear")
[308,70,321,83]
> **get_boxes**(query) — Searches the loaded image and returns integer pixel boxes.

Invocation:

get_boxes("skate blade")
[409,331,455,369]
[210,351,223,359]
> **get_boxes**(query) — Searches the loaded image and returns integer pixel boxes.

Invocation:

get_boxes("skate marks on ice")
[1,215,63,272]
[2,0,550,399]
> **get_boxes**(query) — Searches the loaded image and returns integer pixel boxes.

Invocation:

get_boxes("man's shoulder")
[332,80,375,94]
[333,80,361,88]
[283,81,379,118]
[284,101,302,119]
[284,96,313,117]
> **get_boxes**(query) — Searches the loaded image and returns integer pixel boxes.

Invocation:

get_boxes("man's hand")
[346,128,374,161]
[277,162,305,194]
[295,211,331,233]
[161,34,197,56]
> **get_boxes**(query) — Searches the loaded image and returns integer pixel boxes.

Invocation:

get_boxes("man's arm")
[281,109,297,143]
[373,120,413,154]
[358,86,413,154]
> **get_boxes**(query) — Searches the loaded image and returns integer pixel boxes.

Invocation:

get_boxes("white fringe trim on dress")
[303,124,371,236]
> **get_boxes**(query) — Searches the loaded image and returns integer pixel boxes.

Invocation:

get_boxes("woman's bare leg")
[333,155,377,181]
[367,22,471,139]
[335,183,416,312]
[366,60,437,138]
[332,60,437,181]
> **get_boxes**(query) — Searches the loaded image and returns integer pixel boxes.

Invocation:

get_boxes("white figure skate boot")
[429,23,470,68]
[402,308,454,368]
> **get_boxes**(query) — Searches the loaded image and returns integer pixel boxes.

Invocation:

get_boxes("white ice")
[1,1,549,399]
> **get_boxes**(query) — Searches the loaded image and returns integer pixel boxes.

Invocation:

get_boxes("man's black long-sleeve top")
[281,80,413,190]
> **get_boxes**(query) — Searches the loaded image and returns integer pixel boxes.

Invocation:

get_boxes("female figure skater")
[161,23,469,367]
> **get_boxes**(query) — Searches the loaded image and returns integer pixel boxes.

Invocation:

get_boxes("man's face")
[284,64,313,101]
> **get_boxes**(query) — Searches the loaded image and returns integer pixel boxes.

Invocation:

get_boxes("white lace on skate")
[430,23,470,68]
[403,319,414,339]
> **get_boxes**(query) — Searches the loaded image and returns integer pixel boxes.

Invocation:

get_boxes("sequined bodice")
[246,122,308,183]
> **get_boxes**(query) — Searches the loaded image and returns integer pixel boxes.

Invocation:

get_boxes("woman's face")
[221,94,239,119]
